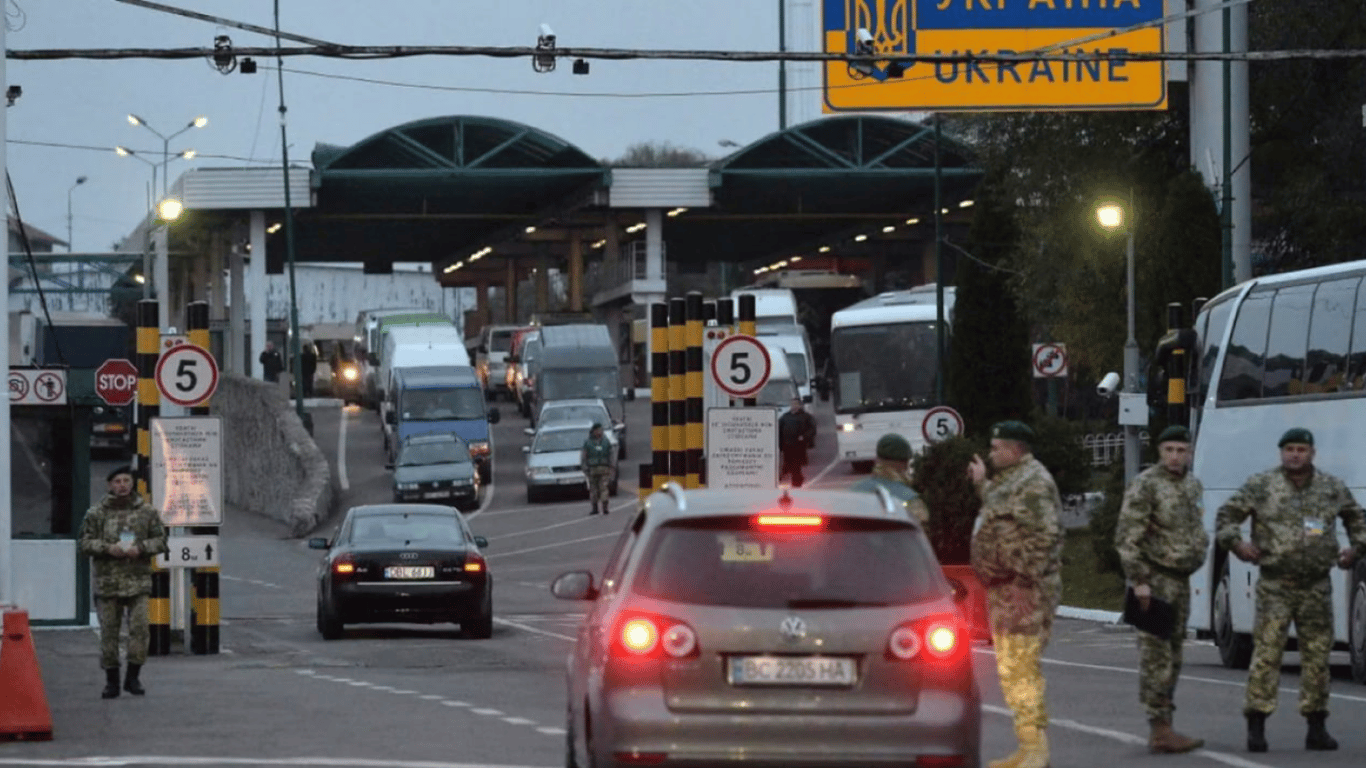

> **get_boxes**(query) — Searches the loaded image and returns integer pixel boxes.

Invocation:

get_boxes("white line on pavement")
[806,455,842,486]
[337,406,350,492]
[487,516,599,541]
[494,617,576,642]
[484,532,621,560]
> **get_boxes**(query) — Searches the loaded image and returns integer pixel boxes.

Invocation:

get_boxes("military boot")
[1246,712,1268,753]
[1149,719,1204,753]
[601,502,610,515]
[986,743,1024,768]
[101,668,120,699]
[123,663,145,695]
[1305,712,1338,751]
[1014,728,1049,768]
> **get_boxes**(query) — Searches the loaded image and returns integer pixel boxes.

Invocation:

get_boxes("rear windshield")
[350,512,464,545]
[490,330,516,353]
[631,517,941,608]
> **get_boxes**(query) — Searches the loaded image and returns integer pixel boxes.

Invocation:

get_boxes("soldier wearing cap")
[77,465,169,699]
[1114,425,1208,753]
[580,422,616,516]
[968,420,1064,768]
[1216,427,1366,752]
[850,433,925,522]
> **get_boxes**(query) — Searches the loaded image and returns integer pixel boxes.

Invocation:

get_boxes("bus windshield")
[830,322,939,414]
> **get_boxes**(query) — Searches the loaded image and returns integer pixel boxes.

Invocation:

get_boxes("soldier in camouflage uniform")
[1114,425,1208,754]
[850,433,926,523]
[580,423,616,516]
[969,421,1064,768]
[1215,428,1366,753]
[78,466,168,699]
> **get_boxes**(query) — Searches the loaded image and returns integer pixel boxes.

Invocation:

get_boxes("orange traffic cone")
[0,609,54,741]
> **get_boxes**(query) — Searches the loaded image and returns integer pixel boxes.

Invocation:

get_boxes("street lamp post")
[1097,196,1141,485]
[116,146,196,302]
[66,175,87,253]
[127,114,207,199]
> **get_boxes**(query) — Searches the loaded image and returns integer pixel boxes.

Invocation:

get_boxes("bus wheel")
[1214,563,1253,669]
[1350,562,1366,685]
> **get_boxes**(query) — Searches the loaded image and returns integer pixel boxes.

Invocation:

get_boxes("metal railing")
[1079,431,1150,467]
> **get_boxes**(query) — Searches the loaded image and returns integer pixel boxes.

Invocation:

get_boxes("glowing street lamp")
[1096,195,1140,485]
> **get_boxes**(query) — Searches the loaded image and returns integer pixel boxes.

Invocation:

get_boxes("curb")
[1056,606,1123,624]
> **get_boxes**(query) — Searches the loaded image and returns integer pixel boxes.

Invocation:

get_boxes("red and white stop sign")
[96,358,139,406]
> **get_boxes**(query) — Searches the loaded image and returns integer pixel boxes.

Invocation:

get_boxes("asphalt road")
[11,394,1366,768]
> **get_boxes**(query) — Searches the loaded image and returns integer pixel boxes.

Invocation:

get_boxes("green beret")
[876,433,912,462]
[1157,425,1191,444]
[106,465,134,482]
[990,420,1034,445]
[1278,427,1314,447]
[590,422,604,431]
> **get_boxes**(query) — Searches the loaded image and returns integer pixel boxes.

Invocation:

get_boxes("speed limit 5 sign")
[710,334,772,398]
[155,344,220,406]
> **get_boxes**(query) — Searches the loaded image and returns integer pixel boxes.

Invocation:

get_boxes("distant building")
[8,216,66,254]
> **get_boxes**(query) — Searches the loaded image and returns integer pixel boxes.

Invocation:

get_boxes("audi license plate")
[728,656,856,686]
[423,491,447,499]
[384,566,434,579]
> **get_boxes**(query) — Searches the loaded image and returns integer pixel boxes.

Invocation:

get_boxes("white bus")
[828,285,955,470]
[1177,261,1366,683]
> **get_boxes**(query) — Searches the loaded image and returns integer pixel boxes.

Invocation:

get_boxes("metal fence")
[1080,431,1150,467]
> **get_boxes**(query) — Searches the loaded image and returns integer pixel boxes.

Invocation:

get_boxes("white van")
[755,330,816,403]
[379,325,469,405]
[730,287,801,335]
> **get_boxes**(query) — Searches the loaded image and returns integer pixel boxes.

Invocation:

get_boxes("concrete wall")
[209,374,333,537]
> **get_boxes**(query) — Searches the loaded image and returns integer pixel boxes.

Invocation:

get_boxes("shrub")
[909,435,982,565]
[1087,463,1126,574]
[1028,414,1092,497]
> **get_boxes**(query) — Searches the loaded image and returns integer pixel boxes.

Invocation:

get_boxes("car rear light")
[464,551,487,573]
[887,615,962,661]
[613,751,667,766]
[613,613,699,659]
[754,514,824,528]
[332,556,356,579]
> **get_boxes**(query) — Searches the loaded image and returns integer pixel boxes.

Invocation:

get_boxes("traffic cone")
[0,609,54,741]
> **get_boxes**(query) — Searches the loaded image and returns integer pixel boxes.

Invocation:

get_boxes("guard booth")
[8,368,105,626]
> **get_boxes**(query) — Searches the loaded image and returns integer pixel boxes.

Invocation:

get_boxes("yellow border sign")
[822,0,1167,112]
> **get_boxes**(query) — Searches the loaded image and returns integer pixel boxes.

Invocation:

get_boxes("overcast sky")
[6,0,803,253]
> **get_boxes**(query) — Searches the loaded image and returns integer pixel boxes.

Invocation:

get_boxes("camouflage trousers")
[992,632,1049,734]
[1245,576,1333,716]
[1136,573,1192,721]
[587,466,614,506]
[96,594,149,669]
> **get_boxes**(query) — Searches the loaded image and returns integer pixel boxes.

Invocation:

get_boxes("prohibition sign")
[1032,343,1068,378]
[922,406,964,444]
[33,371,66,403]
[156,344,220,406]
[8,371,29,402]
[710,334,772,398]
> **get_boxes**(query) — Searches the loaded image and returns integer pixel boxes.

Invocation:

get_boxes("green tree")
[607,142,710,167]
[948,172,1034,440]
[909,435,981,565]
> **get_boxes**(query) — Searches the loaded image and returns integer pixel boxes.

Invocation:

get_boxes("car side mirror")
[612,423,626,433]
[474,536,489,549]
[307,537,330,550]
[522,445,530,453]
[488,408,501,424]
[550,571,598,601]
[523,427,535,436]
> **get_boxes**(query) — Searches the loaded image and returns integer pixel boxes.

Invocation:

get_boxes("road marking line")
[471,708,504,716]
[484,532,620,560]
[441,700,470,707]
[487,516,598,541]
[337,404,350,492]
[536,727,567,735]
[389,689,416,695]
[982,705,1279,768]
[420,694,444,700]
[501,717,535,725]
[807,455,841,486]
[494,617,576,642]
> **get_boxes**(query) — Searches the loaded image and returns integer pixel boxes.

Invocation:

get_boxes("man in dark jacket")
[778,398,816,487]
[300,342,318,397]
[259,341,284,383]
[78,466,169,699]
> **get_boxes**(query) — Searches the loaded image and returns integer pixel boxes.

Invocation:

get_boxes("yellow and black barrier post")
[685,293,704,489]
[668,298,687,487]
[137,299,171,656]
[186,300,220,655]
[737,293,757,407]
[650,302,670,494]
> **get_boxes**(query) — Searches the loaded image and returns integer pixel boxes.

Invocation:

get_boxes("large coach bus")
[1173,261,1366,683]
[827,285,955,471]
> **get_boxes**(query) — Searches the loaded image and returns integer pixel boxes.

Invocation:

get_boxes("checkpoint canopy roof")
[253,114,981,277]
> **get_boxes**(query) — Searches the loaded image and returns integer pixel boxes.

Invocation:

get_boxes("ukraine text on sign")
[822,0,1167,112]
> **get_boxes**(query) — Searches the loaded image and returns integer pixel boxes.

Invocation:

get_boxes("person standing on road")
[968,421,1064,768]
[78,466,169,699]
[580,423,616,516]
[1114,425,1208,754]
[850,433,926,523]
[1215,428,1366,753]
[258,340,284,383]
[300,341,318,397]
[778,397,816,487]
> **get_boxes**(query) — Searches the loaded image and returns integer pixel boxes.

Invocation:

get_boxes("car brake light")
[887,626,922,660]
[915,756,966,768]
[755,514,823,528]
[613,752,667,766]
[332,557,355,578]
[614,613,698,659]
[926,624,957,656]
[464,551,487,573]
[887,615,961,661]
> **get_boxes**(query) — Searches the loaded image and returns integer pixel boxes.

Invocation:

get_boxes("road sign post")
[95,358,139,406]
[1032,343,1069,378]
[156,535,220,569]
[709,335,772,400]
[155,344,219,407]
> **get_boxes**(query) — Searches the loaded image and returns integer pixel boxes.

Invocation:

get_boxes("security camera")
[1097,372,1121,398]
[5,85,21,107]
[856,28,874,47]
[539,23,555,40]
[534,23,557,73]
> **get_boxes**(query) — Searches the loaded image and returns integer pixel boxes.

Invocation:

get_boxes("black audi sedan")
[309,504,492,640]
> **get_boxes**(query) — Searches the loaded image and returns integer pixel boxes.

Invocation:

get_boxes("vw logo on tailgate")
[779,616,807,642]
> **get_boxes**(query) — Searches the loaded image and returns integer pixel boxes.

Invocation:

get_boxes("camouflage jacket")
[78,492,169,598]
[1115,465,1209,584]
[850,463,927,523]
[970,456,1064,588]
[1215,466,1366,582]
